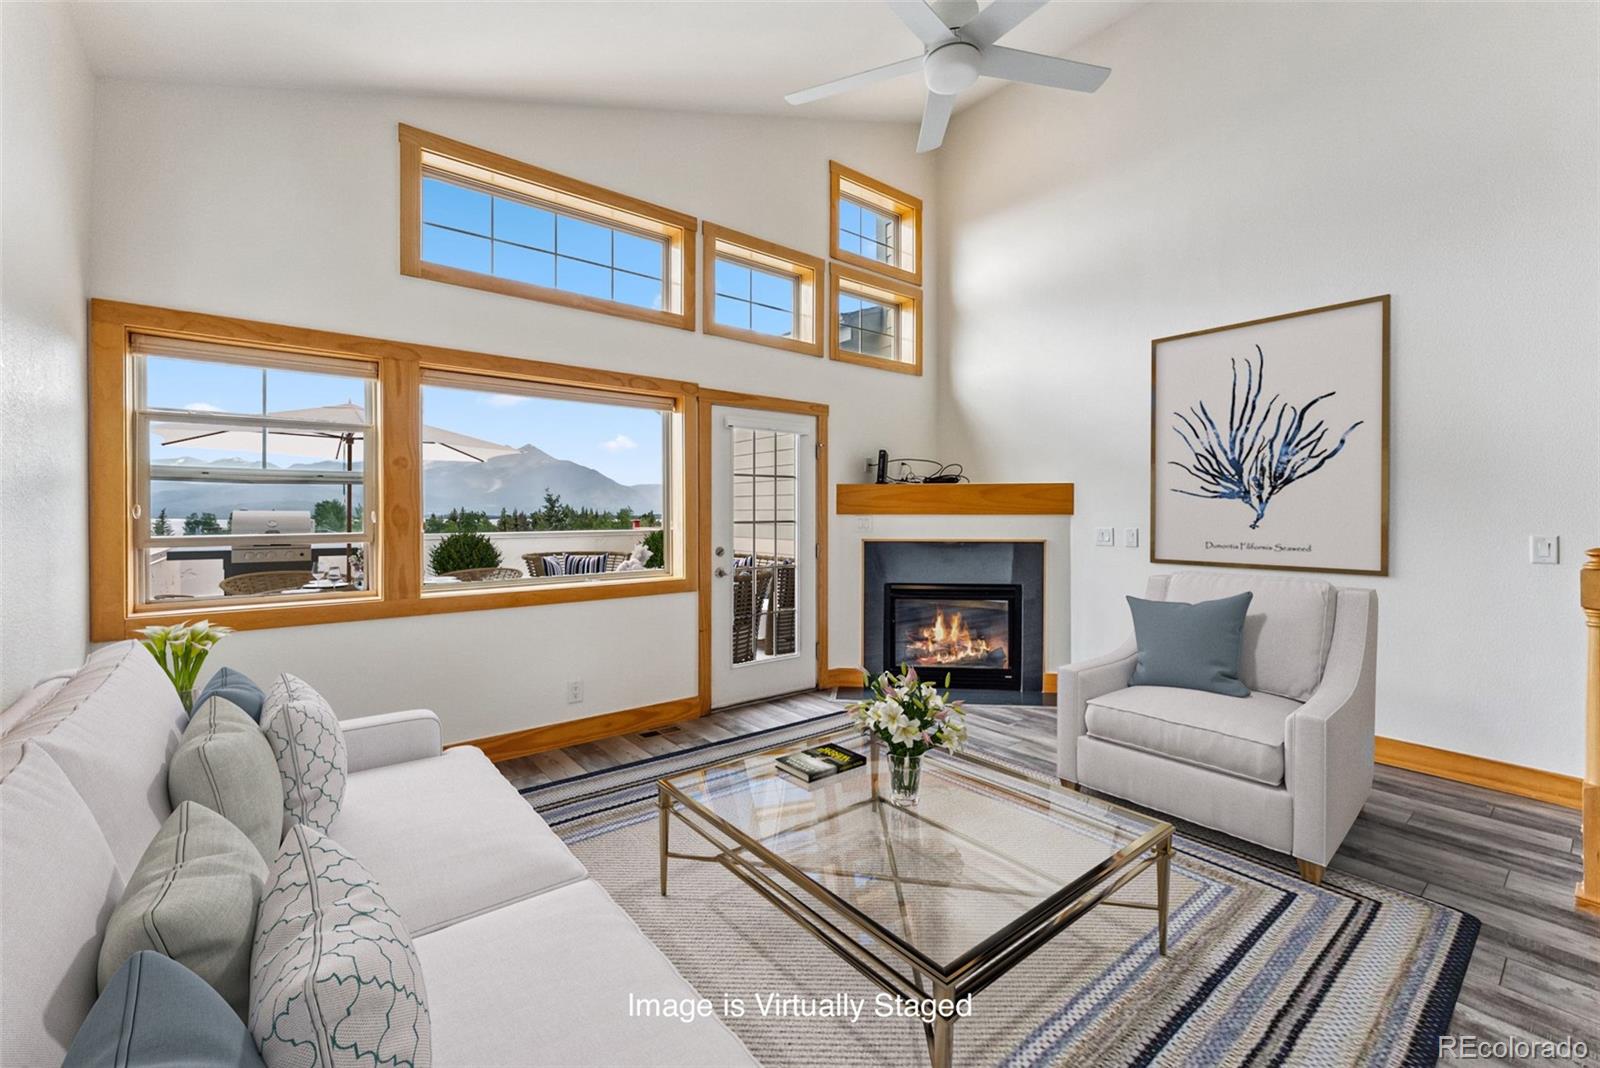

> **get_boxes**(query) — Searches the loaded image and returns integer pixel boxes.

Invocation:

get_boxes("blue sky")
[145,356,665,486]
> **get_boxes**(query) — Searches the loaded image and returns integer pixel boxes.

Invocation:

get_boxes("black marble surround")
[863,541,1045,691]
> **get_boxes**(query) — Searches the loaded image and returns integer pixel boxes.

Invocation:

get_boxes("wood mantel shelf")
[835,482,1074,516]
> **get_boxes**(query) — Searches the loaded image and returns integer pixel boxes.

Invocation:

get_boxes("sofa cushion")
[415,880,755,1067]
[66,951,265,1068]
[194,666,267,723]
[0,743,125,1065]
[0,641,186,877]
[330,746,586,935]
[1085,685,1299,786]
[1165,572,1337,701]
[170,697,285,861]
[261,673,347,835]
[1127,592,1252,697]
[99,801,269,1016]
[251,824,431,1068]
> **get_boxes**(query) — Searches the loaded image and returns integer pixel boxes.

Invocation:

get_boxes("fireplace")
[884,583,1023,691]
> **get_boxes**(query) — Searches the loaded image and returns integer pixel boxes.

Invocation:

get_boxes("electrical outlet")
[1529,535,1559,565]
[1123,527,1140,548]
[565,680,584,704]
[1094,527,1115,547]
[856,515,874,532]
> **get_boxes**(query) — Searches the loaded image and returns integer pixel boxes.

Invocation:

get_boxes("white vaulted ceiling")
[65,0,1139,121]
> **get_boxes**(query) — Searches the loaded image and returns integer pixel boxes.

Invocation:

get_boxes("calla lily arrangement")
[847,667,968,756]
[137,620,233,712]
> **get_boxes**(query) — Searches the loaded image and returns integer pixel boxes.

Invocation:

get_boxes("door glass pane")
[730,427,799,664]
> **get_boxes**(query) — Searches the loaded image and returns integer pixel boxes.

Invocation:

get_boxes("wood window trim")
[828,263,923,377]
[399,124,698,331]
[829,160,923,286]
[701,222,825,358]
[693,388,829,713]
[89,299,699,641]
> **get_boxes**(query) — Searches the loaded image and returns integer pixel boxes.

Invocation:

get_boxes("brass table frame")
[657,734,1174,1068]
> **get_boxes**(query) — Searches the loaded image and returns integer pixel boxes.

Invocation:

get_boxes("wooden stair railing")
[1580,548,1600,914]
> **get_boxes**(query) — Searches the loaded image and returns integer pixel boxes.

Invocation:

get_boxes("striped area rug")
[522,711,1477,1067]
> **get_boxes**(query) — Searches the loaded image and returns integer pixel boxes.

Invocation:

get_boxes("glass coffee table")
[657,726,1174,1068]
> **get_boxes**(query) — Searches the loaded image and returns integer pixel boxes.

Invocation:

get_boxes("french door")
[709,405,817,708]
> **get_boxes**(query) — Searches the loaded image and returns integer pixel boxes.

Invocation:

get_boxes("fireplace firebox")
[883,583,1023,691]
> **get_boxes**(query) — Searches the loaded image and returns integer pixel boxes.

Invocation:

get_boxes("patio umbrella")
[152,402,518,531]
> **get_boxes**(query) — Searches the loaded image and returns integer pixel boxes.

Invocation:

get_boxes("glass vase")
[889,751,923,806]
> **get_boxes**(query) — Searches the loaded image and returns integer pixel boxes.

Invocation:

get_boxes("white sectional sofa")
[0,641,755,1067]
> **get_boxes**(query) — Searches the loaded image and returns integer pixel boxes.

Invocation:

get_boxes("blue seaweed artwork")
[1169,346,1363,529]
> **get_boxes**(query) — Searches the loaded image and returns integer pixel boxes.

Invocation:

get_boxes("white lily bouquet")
[138,620,233,713]
[847,667,968,804]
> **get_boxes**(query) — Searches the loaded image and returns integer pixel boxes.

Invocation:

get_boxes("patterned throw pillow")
[260,674,347,835]
[565,553,607,575]
[251,824,431,1068]
[543,554,566,577]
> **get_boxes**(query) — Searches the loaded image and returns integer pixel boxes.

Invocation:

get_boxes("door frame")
[696,389,829,712]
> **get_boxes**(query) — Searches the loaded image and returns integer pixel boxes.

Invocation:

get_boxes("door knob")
[715,567,728,578]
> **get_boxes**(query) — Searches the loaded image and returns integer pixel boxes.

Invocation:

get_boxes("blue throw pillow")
[64,951,264,1067]
[1127,592,1253,697]
[193,667,265,722]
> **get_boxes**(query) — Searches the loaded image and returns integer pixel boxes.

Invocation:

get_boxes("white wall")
[0,4,95,706]
[89,80,937,741]
[935,2,1599,774]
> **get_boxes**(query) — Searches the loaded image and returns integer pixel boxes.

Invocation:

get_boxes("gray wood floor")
[497,692,1600,1061]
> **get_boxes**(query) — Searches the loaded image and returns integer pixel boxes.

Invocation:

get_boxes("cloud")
[482,394,529,408]
[600,434,638,453]
[184,402,224,412]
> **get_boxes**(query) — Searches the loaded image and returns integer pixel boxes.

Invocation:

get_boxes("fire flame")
[905,607,1004,667]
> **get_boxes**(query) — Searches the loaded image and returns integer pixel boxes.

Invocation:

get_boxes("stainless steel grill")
[228,510,313,568]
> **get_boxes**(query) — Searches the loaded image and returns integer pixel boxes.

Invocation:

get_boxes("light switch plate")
[1123,527,1140,548]
[1529,535,1559,565]
[1095,527,1115,547]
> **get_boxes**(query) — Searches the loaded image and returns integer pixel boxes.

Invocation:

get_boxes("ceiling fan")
[785,0,1111,152]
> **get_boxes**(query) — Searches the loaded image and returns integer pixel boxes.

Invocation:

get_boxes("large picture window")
[90,302,696,639]
[400,125,696,330]
[131,336,378,607]
[419,373,675,589]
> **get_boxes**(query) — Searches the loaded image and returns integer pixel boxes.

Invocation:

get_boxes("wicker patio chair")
[522,552,631,578]
[443,567,525,583]
[732,565,777,664]
[219,571,314,596]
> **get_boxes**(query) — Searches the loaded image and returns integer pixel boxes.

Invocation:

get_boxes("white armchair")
[1058,572,1377,884]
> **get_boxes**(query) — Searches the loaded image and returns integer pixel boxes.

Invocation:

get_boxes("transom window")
[401,125,696,330]
[701,223,824,357]
[829,264,923,376]
[130,336,378,607]
[829,161,922,286]
[421,176,668,313]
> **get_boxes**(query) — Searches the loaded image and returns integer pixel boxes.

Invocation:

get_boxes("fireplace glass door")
[885,583,1022,690]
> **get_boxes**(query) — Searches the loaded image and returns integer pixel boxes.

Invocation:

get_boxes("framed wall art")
[1151,295,1389,575]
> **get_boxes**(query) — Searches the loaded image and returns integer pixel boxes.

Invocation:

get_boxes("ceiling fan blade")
[888,1,958,48]
[960,0,1048,46]
[979,45,1111,92]
[785,55,924,105]
[917,91,957,152]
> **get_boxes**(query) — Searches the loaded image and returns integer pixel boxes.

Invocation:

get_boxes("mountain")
[148,445,661,521]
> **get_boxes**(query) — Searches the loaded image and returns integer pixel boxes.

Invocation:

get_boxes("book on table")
[776,743,867,783]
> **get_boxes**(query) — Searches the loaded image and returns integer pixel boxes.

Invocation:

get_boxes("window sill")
[99,573,693,640]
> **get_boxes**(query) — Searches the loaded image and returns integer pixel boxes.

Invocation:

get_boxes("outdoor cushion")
[194,666,267,722]
[1127,592,1253,697]
[251,824,431,1068]
[99,801,268,1016]
[416,880,755,1067]
[330,746,586,935]
[1165,572,1337,701]
[261,673,347,834]
[566,552,608,574]
[0,743,125,1065]
[0,641,186,878]
[169,697,285,861]
[66,952,265,1068]
[1085,685,1299,786]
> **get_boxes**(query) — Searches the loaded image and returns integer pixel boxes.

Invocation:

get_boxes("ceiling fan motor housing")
[924,41,982,96]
